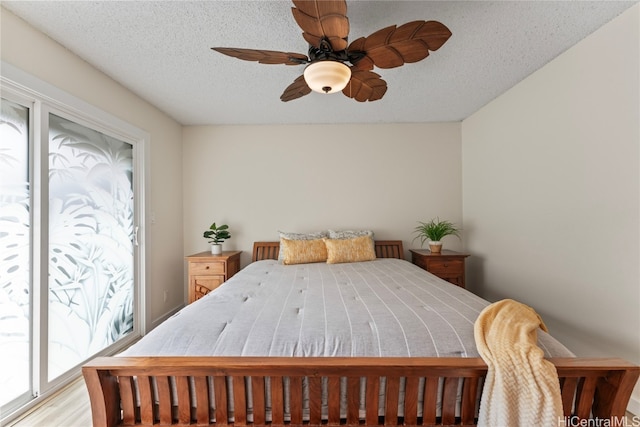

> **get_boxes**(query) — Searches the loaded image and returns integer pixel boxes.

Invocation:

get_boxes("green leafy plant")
[413,218,460,246]
[203,222,231,245]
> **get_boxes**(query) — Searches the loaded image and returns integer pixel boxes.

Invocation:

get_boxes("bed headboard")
[252,240,405,262]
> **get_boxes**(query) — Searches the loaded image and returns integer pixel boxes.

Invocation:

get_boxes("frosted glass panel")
[48,114,134,381]
[0,99,30,406]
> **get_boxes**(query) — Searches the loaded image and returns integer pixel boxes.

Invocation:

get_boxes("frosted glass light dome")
[303,61,351,94]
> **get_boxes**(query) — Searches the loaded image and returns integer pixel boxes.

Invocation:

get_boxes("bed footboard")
[82,356,638,427]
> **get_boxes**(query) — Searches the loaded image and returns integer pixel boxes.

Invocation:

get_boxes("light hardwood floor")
[6,377,91,427]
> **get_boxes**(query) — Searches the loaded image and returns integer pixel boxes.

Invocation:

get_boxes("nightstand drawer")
[190,262,225,275]
[427,259,463,276]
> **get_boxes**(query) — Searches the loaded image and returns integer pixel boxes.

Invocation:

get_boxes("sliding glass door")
[47,113,135,381]
[0,93,142,418]
[0,98,32,410]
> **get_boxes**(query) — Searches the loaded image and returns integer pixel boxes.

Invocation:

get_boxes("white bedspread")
[123,258,573,359]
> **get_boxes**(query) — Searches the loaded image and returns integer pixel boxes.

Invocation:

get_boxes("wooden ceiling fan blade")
[280,75,312,102]
[346,37,374,71]
[293,0,347,18]
[413,20,452,51]
[212,47,308,65]
[291,0,349,52]
[342,70,387,102]
[349,20,452,70]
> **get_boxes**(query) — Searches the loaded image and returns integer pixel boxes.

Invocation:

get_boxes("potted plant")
[413,217,460,254]
[203,222,231,255]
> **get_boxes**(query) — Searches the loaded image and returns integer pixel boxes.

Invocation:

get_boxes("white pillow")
[328,229,374,240]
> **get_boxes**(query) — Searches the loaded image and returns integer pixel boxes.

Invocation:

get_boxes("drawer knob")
[205,265,210,270]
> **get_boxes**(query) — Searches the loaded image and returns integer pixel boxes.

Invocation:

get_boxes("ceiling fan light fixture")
[303,61,351,94]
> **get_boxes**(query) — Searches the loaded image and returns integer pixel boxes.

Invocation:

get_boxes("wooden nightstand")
[409,249,470,288]
[185,251,241,303]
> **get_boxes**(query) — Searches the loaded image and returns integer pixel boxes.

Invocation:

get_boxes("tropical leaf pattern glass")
[48,114,134,381]
[0,99,30,406]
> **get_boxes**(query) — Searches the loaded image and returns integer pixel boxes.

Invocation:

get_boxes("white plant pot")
[428,241,442,254]
[211,244,222,255]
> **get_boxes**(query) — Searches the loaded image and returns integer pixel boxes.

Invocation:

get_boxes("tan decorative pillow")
[280,238,328,265]
[277,230,329,261]
[324,235,376,264]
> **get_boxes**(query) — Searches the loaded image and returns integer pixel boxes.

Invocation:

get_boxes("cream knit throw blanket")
[474,299,563,427]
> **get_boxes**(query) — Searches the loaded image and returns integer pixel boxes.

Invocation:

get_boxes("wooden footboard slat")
[423,376,439,425]
[270,376,284,425]
[213,376,227,424]
[460,377,480,425]
[385,376,400,425]
[118,376,136,425]
[308,376,323,424]
[175,376,191,424]
[289,376,303,424]
[560,377,578,417]
[327,376,340,425]
[441,377,458,425]
[137,376,153,425]
[576,376,598,419]
[232,376,247,424]
[346,377,359,424]
[404,376,419,425]
[365,376,380,425]
[251,376,266,425]
[194,376,209,424]
[82,356,639,427]
[156,376,172,425]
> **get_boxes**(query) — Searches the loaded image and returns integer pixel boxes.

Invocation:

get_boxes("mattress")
[123,258,573,358]
[121,258,573,421]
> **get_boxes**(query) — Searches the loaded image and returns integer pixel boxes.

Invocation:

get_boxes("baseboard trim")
[148,304,184,331]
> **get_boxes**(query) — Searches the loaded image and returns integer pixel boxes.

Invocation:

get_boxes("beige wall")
[182,123,463,268]
[462,4,640,410]
[1,8,185,328]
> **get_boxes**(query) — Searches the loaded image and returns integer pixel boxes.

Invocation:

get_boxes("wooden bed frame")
[83,240,639,427]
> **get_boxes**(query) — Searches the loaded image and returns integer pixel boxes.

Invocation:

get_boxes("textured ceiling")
[2,1,637,125]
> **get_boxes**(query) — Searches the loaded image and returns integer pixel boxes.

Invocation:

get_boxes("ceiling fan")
[212,0,451,102]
